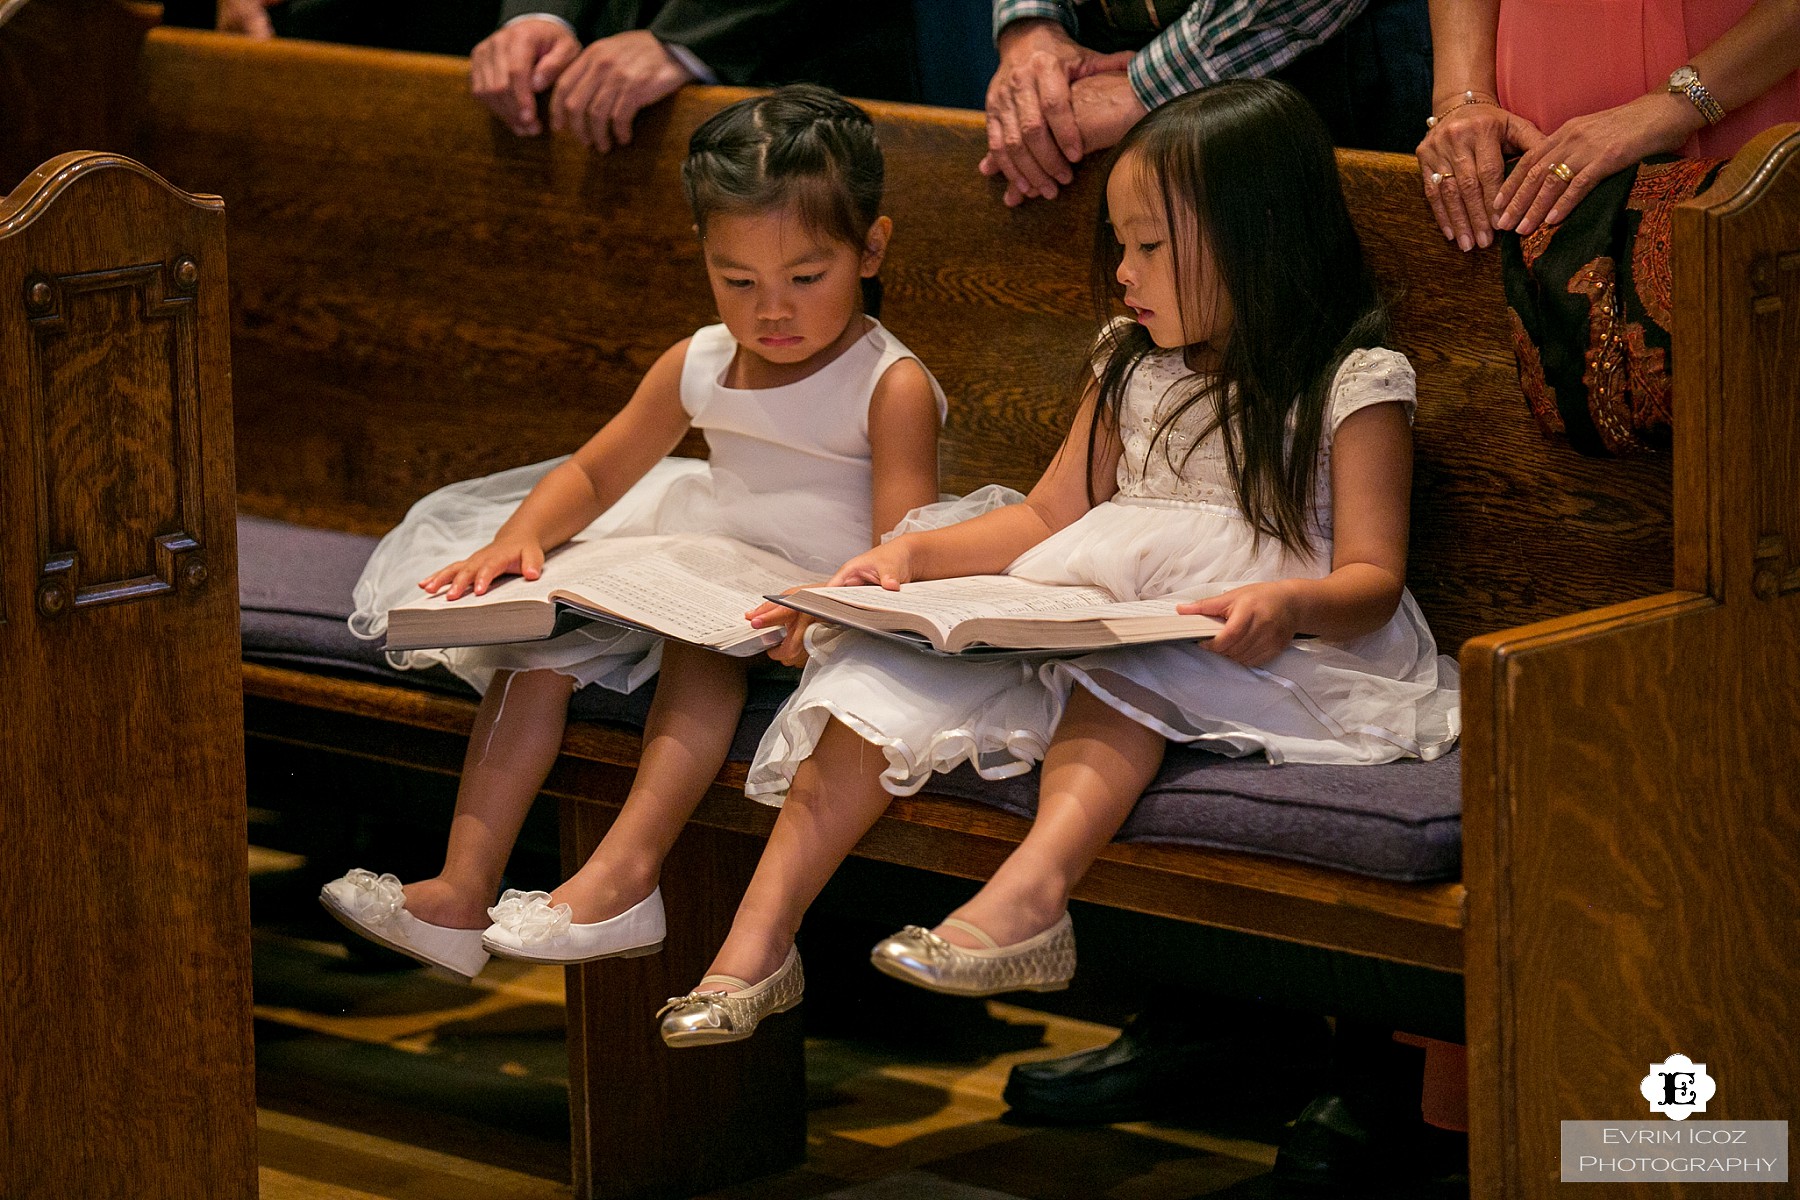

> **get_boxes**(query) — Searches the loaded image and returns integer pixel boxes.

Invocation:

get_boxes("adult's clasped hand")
[1418,87,1706,249]
[215,0,280,38]
[1415,99,1544,251]
[471,21,696,151]
[981,18,1138,206]
[1490,92,1700,237]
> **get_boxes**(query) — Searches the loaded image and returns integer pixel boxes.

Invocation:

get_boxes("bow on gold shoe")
[870,914,1075,997]
[657,946,804,1047]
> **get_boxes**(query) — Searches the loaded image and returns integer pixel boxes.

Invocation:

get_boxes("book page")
[390,536,649,617]
[786,576,1225,653]
[554,536,818,646]
[803,576,1124,627]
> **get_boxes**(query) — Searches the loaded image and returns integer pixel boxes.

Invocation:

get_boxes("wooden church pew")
[0,151,256,1199]
[126,27,1798,1199]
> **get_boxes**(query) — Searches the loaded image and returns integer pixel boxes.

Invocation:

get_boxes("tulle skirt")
[746,491,1461,802]
[348,455,870,695]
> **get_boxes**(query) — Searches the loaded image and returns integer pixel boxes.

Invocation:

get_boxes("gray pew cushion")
[238,515,1461,882]
[236,516,788,752]
[924,754,1461,882]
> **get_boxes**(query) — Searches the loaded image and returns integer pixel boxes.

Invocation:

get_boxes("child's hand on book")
[1178,581,1300,667]
[746,591,816,667]
[420,537,549,600]
[827,541,916,591]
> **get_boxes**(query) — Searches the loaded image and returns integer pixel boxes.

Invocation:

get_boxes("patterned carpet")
[248,849,1464,1200]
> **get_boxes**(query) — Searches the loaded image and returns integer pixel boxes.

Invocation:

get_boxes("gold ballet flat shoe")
[657,946,804,1048]
[870,913,1075,997]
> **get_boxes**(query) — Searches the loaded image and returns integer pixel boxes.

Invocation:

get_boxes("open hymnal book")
[382,534,818,655]
[771,575,1226,656]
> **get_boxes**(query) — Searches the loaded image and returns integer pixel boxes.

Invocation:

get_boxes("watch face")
[1669,66,1699,90]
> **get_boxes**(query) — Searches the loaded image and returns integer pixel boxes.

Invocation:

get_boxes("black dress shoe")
[1272,1090,1468,1195]
[1273,1091,1387,1187]
[1003,1001,1330,1125]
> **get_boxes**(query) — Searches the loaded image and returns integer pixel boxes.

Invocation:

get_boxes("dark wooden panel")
[0,153,255,1200]
[564,803,806,1200]
[135,32,1672,655]
[1465,595,1798,1198]
[135,35,715,534]
[0,0,159,194]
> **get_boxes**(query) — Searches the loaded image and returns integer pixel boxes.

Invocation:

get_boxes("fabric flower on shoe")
[486,889,573,945]
[340,869,406,926]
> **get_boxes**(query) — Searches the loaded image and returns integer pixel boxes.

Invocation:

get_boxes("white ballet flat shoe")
[480,887,665,964]
[657,946,804,1047]
[319,868,490,981]
[870,913,1075,997]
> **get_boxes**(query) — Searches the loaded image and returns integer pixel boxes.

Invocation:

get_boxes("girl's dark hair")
[1089,78,1388,554]
[683,84,886,316]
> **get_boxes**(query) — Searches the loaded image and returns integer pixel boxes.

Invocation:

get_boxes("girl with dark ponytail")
[330,85,946,982]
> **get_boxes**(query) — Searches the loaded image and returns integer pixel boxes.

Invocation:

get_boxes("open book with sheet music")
[769,575,1226,656]
[381,534,817,655]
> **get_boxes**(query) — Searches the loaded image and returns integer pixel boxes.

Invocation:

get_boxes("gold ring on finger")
[1550,161,1574,182]
[1429,170,1454,186]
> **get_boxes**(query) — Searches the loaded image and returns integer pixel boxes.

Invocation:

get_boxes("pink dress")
[1497,0,1800,158]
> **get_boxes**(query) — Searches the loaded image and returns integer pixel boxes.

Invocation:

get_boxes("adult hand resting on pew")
[1416,0,1800,251]
[215,0,278,39]
[470,18,694,150]
[981,18,1141,206]
[980,0,1395,207]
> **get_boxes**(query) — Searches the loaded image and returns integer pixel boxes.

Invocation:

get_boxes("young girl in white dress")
[654,79,1460,1046]
[323,86,945,980]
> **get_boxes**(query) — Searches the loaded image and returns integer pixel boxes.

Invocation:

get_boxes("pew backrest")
[136,30,1672,651]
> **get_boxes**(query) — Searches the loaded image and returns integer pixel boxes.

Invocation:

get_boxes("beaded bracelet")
[1425,90,1497,129]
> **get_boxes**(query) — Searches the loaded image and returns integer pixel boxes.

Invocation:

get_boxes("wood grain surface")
[0,152,255,1199]
[0,0,159,195]
[1462,125,1800,1198]
[564,805,807,1200]
[134,31,1672,655]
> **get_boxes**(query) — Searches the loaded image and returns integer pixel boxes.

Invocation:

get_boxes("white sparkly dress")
[746,345,1461,801]
[348,319,945,694]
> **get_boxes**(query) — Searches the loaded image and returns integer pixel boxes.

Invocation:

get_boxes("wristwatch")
[1668,65,1725,126]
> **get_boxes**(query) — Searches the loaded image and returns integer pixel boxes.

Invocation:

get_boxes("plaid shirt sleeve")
[992,0,1079,43]
[1126,0,1369,110]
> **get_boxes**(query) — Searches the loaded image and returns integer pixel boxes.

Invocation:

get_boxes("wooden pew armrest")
[1457,589,1713,881]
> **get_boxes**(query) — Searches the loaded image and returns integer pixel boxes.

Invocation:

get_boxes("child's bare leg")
[702,717,894,987]
[939,687,1164,948]
[551,641,749,922]
[402,668,577,928]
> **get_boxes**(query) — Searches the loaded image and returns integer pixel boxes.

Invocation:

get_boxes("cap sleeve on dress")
[1328,347,1416,433]
[1090,316,1137,380]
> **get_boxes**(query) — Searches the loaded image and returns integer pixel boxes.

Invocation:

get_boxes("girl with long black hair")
[655,78,1459,1046]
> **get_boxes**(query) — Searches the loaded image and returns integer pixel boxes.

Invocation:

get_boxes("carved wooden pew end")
[1,151,255,1200]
